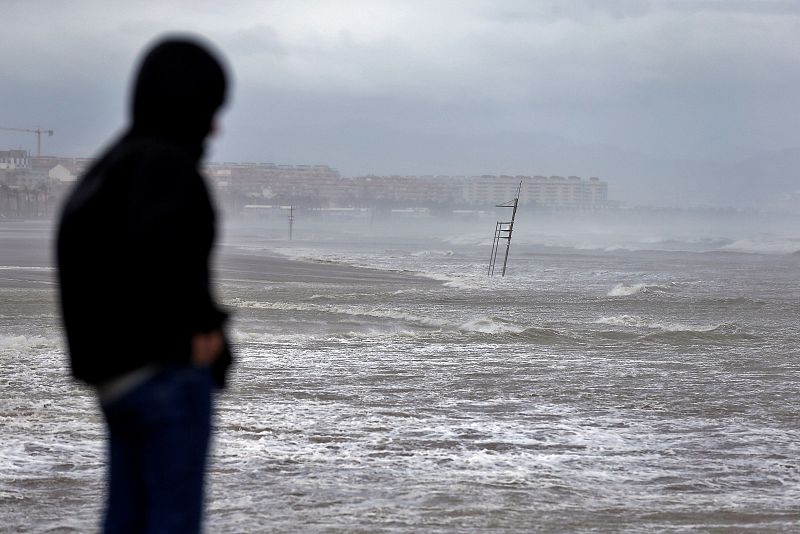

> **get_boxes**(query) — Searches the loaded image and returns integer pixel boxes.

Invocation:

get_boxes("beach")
[1,216,799,532]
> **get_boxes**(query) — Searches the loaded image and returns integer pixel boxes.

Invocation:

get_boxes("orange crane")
[0,127,55,156]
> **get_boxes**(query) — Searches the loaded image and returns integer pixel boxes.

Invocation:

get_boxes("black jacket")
[57,38,232,387]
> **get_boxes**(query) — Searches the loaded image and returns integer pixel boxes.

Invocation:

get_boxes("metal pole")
[288,205,294,240]
[488,221,499,275]
[500,197,518,277]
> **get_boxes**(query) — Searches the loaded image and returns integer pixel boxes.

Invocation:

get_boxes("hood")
[130,37,228,153]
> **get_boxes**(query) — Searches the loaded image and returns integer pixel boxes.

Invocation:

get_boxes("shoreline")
[216,243,442,287]
[0,219,441,290]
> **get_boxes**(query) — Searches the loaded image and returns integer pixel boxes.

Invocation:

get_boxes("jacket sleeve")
[126,148,228,358]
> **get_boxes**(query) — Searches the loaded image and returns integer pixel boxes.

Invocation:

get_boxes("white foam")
[271,246,366,269]
[441,232,491,246]
[459,317,526,334]
[232,331,320,346]
[596,315,651,328]
[596,315,742,333]
[414,270,488,290]
[0,334,60,353]
[606,280,690,296]
[0,266,54,271]
[229,298,540,337]
[607,283,660,296]
[721,236,800,255]
[228,298,450,329]
[411,250,454,257]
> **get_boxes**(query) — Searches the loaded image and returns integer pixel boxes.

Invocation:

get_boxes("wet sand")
[216,244,436,287]
[0,221,57,289]
[0,221,431,290]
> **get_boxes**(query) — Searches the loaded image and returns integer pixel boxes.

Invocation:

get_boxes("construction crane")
[0,127,55,156]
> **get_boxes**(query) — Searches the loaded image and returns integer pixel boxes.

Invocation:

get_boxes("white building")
[48,163,78,183]
[0,150,30,170]
[463,175,608,208]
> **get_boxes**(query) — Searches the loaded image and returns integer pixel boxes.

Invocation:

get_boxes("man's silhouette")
[57,36,232,533]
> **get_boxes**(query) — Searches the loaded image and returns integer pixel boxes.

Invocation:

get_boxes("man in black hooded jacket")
[57,36,232,533]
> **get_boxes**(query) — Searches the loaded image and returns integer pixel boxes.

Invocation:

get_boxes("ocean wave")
[411,250,454,257]
[640,324,757,342]
[0,334,61,353]
[596,315,747,333]
[720,236,800,255]
[232,331,318,345]
[308,292,377,301]
[596,315,652,327]
[457,318,572,342]
[271,247,361,268]
[530,235,739,254]
[592,330,639,341]
[459,317,526,334]
[695,296,766,306]
[415,271,488,290]
[228,298,451,329]
[512,326,570,342]
[636,236,734,250]
[271,246,465,287]
[441,232,491,246]
[594,316,756,342]
[607,283,672,297]
[229,298,563,341]
[0,313,56,319]
[0,266,55,271]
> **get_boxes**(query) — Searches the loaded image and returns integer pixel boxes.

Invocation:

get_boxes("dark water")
[1,219,799,532]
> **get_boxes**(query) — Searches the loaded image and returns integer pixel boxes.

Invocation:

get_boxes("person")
[56,36,233,533]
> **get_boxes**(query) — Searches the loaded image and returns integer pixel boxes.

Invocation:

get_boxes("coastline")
[216,243,441,287]
[0,220,440,290]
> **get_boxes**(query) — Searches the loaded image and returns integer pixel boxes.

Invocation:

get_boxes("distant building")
[0,150,30,170]
[31,156,92,176]
[463,175,608,208]
[205,162,343,203]
[203,162,609,210]
[2,148,612,215]
[49,163,78,183]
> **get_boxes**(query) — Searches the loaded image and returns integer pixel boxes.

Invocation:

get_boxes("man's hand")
[192,329,225,367]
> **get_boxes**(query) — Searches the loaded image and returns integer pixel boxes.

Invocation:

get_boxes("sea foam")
[607,283,671,297]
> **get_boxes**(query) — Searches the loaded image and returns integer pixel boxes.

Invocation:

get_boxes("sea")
[1,209,799,533]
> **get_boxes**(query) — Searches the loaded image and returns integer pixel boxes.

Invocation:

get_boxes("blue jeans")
[100,366,214,534]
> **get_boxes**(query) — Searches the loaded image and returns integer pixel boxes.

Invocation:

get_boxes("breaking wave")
[607,283,671,296]
[596,315,654,328]
[411,250,454,257]
[721,236,800,255]
[597,315,742,332]
[640,324,757,342]
[229,298,568,341]
[0,334,61,356]
[0,266,54,271]
[595,316,756,342]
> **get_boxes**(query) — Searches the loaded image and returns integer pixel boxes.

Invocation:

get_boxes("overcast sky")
[2,0,799,181]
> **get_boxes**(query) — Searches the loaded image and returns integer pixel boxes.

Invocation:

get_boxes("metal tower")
[488,181,522,277]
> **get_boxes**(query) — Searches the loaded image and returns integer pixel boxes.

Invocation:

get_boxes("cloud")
[1,0,799,188]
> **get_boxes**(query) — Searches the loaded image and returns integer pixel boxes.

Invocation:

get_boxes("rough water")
[1,215,799,532]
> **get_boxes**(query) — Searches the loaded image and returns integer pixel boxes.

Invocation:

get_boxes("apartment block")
[463,175,608,208]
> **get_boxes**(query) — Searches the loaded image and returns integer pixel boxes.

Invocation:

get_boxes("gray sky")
[2,0,799,202]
